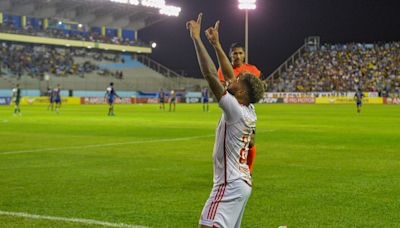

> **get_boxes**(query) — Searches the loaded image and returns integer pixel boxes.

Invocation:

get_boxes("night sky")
[140,0,400,78]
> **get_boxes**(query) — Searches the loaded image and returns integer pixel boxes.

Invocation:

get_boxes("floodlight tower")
[238,0,256,64]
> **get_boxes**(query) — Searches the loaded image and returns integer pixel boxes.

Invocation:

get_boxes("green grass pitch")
[1,104,399,227]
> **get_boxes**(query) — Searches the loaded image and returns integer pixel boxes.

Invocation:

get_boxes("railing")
[136,55,183,78]
[266,36,320,88]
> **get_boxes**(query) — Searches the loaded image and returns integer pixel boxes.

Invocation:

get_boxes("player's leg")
[55,101,59,113]
[14,101,18,114]
[213,180,252,228]
[199,184,225,228]
[107,103,111,115]
[15,99,21,114]
[111,104,115,116]
[173,100,176,111]
[199,180,252,228]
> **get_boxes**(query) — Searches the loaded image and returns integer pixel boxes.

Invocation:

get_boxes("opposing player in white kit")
[187,13,265,228]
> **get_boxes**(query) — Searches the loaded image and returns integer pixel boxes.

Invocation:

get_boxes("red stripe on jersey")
[207,185,223,219]
[211,184,226,220]
[223,123,227,184]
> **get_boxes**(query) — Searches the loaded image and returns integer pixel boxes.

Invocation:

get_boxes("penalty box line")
[0,210,149,228]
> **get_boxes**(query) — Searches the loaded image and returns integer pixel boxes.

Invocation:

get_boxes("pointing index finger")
[197,13,203,24]
[214,20,220,31]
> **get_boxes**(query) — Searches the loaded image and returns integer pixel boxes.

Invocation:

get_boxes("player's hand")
[205,20,221,48]
[186,13,202,40]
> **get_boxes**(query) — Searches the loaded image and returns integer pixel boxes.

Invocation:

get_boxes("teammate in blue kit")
[105,82,121,116]
[52,84,62,114]
[202,87,209,112]
[159,88,165,110]
[12,84,22,115]
[354,88,364,113]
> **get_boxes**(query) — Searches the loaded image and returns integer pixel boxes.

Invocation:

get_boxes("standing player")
[354,88,364,113]
[217,43,261,176]
[187,13,264,228]
[52,84,62,114]
[169,89,176,112]
[159,88,165,110]
[217,42,261,86]
[47,87,54,111]
[202,87,209,112]
[105,82,121,116]
[11,84,22,115]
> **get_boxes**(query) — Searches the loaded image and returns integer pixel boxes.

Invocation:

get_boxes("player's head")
[227,72,264,105]
[110,82,114,86]
[16,84,19,88]
[57,84,60,88]
[229,43,245,67]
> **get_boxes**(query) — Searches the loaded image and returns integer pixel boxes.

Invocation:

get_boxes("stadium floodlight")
[110,0,139,5]
[238,0,256,10]
[238,0,256,63]
[141,0,165,8]
[159,5,181,17]
[151,42,157,48]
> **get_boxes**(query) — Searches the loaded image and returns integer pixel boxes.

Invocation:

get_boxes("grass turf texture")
[0,104,399,227]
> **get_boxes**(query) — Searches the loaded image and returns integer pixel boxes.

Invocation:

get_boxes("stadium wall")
[2,92,399,105]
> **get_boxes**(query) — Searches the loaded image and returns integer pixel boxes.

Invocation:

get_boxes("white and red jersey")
[212,92,256,186]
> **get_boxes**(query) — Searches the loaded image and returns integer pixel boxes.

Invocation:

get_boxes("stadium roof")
[0,0,180,30]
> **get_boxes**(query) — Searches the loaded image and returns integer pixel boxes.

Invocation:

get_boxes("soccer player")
[47,87,54,111]
[12,84,22,115]
[202,87,209,112]
[354,88,364,113]
[52,84,62,114]
[217,43,262,176]
[104,82,121,116]
[217,42,261,86]
[187,13,264,228]
[169,89,176,112]
[159,88,165,110]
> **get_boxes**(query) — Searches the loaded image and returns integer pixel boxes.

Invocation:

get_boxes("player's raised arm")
[205,21,235,84]
[187,13,224,101]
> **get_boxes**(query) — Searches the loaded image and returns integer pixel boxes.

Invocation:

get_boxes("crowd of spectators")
[0,42,125,80]
[0,21,148,47]
[272,42,400,95]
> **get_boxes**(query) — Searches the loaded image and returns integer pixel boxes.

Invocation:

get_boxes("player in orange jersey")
[217,42,261,176]
[217,42,261,84]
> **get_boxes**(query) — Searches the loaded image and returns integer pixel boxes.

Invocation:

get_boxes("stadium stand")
[0,0,207,96]
[267,37,400,96]
[0,43,206,93]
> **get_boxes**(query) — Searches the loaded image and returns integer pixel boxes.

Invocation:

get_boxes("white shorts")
[199,179,252,228]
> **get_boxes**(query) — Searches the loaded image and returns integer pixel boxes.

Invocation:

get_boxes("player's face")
[227,74,247,98]
[230,47,245,67]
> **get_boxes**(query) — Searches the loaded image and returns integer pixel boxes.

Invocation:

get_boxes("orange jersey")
[218,64,261,82]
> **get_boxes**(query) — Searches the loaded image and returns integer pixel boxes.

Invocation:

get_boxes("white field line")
[0,129,276,156]
[0,210,149,228]
[0,135,215,155]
